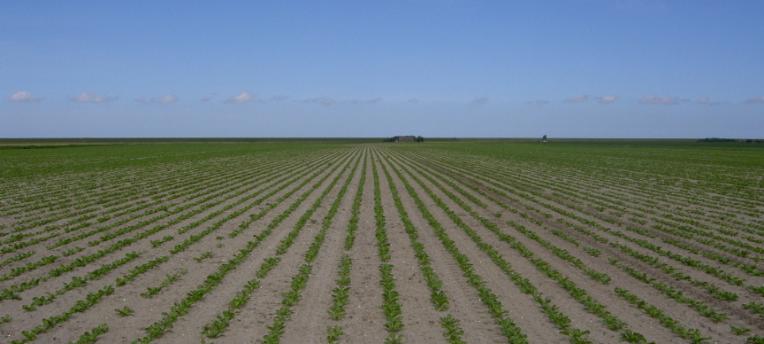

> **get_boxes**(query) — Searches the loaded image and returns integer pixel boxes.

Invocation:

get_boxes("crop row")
[134,151,356,342]
[370,157,404,344]
[260,153,362,343]
[0,151,339,303]
[379,155,466,343]
[389,153,635,335]
[5,149,353,343]
[378,151,529,343]
[413,152,753,299]
[326,151,368,343]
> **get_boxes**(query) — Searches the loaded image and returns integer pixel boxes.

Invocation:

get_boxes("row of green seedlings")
[596,223,740,302]
[395,151,613,285]
[379,158,467,343]
[414,152,712,251]
[5,161,208,216]
[531,163,764,256]
[405,153,605,260]
[3,159,195,222]
[84,151,336,247]
[56,150,337,250]
[608,258,727,322]
[443,153,764,275]
[68,323,109,344]
[411,154,612,271]
[424,153,755,297]
[165,153,338,239]
[15,149,340,332]
[743,302,764,319]
[653,222,763,262]
[1,172,247,299]
[1,159,205,219]
[392,153,615,287]
[424,152,758,309]
[388,153,623,342]
[523,152,764,242]
[614,287,709,343]
[14,146,304,219]
[411,151,745,304]
[41,160,263,250]
[410,156,609,260]
[226,152,347,239]
[529,192,746,303]
[416,152,764,333]
[442,153,756,271]
[477,154,764,258]
[170,150,359,337]
[370,158,404,344]
[8,157,274,246]
[0,153,297,257]
[0,251,33,268]
[6,168,170,234]
[5,172,182,247]
[326,152,368,343]
[3,161,219,246]
[613,228,750,285]
[13,284,115,343]
[133,152,356,343]
[0,153,324,301]
[632,223,764,276]
[0,255,57,282]
[527,174,764,276]
[388,151,648,343]
[476,144,761,222]
[6,151,352,343]
[1,150,341,299]
[22,251,140,311]
[8,153,259,226]
[194,251,213,263]
[203,154,359,340]
[376,152,529,344]
[519,165,764,266]
[140,268,187,298]
[260,154,362,344]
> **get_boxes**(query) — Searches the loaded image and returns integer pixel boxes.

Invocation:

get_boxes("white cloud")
[596,95,618,104]
[639,96,684,105]
[302,97,337,107]
[406,98,420,104]
[745,96,764,104]
[8,90,42,103]
[226,91,254,104]
[565,95,589,103]
[156,95,178,104]
[135,95,178,104]
[71,92,116,103]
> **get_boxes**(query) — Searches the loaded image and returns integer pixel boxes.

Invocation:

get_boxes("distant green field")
[0,141,352,179]
[399,140,764,195]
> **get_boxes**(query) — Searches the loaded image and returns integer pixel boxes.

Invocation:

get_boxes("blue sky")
[1,0,762,138]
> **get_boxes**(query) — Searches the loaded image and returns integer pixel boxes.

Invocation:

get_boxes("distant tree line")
[384,136,424,143]
[698,138,763,143]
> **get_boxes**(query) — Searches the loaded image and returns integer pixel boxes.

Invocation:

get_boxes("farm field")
[0,140,762,344]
